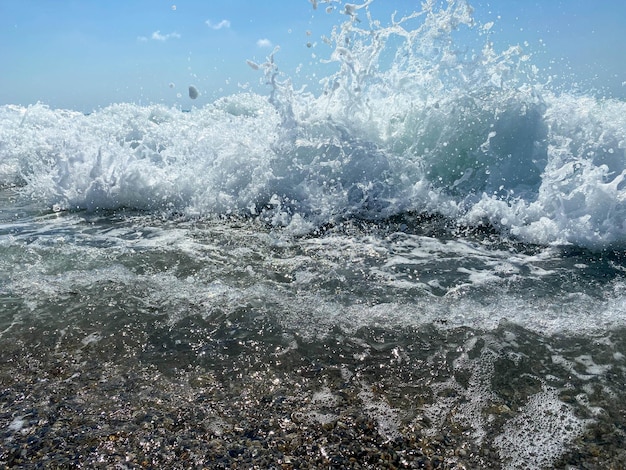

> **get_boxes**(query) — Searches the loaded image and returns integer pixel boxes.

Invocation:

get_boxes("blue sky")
[1,0,624,112]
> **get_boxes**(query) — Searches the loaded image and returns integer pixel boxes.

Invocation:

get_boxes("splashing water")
[1,0,625,248]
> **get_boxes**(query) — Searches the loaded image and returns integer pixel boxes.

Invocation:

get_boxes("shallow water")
[1,193,626,467]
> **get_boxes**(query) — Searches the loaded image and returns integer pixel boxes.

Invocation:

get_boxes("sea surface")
[2,1,626,468]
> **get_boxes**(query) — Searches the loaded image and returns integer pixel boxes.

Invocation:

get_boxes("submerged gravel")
[2,318,626,469]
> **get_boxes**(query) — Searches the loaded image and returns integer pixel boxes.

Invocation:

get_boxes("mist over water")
[2,1,626,468]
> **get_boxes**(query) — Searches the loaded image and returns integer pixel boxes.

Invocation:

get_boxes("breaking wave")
[1,0,625,248]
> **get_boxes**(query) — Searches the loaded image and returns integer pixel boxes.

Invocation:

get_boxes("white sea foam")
[2,204,624,338]
[494,385,588,470]
[1,1,625,249]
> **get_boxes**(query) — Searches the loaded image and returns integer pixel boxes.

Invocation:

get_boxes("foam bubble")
[494,386,588,470]
[8,417,26,432]
[357,382,401,440]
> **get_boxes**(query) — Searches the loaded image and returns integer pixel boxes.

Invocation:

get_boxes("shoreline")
[2,322,626,469]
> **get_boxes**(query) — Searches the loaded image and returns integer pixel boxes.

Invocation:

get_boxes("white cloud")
[206,19,231,30]
[151,30,181,41]
[256,38,273,48]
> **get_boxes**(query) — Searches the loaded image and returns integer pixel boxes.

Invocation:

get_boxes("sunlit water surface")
[2,0,626,467]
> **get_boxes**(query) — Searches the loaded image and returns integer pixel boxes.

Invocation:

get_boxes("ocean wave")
[1,0,625,249]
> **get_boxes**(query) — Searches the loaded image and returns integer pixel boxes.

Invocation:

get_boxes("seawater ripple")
[1,206,626,468]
